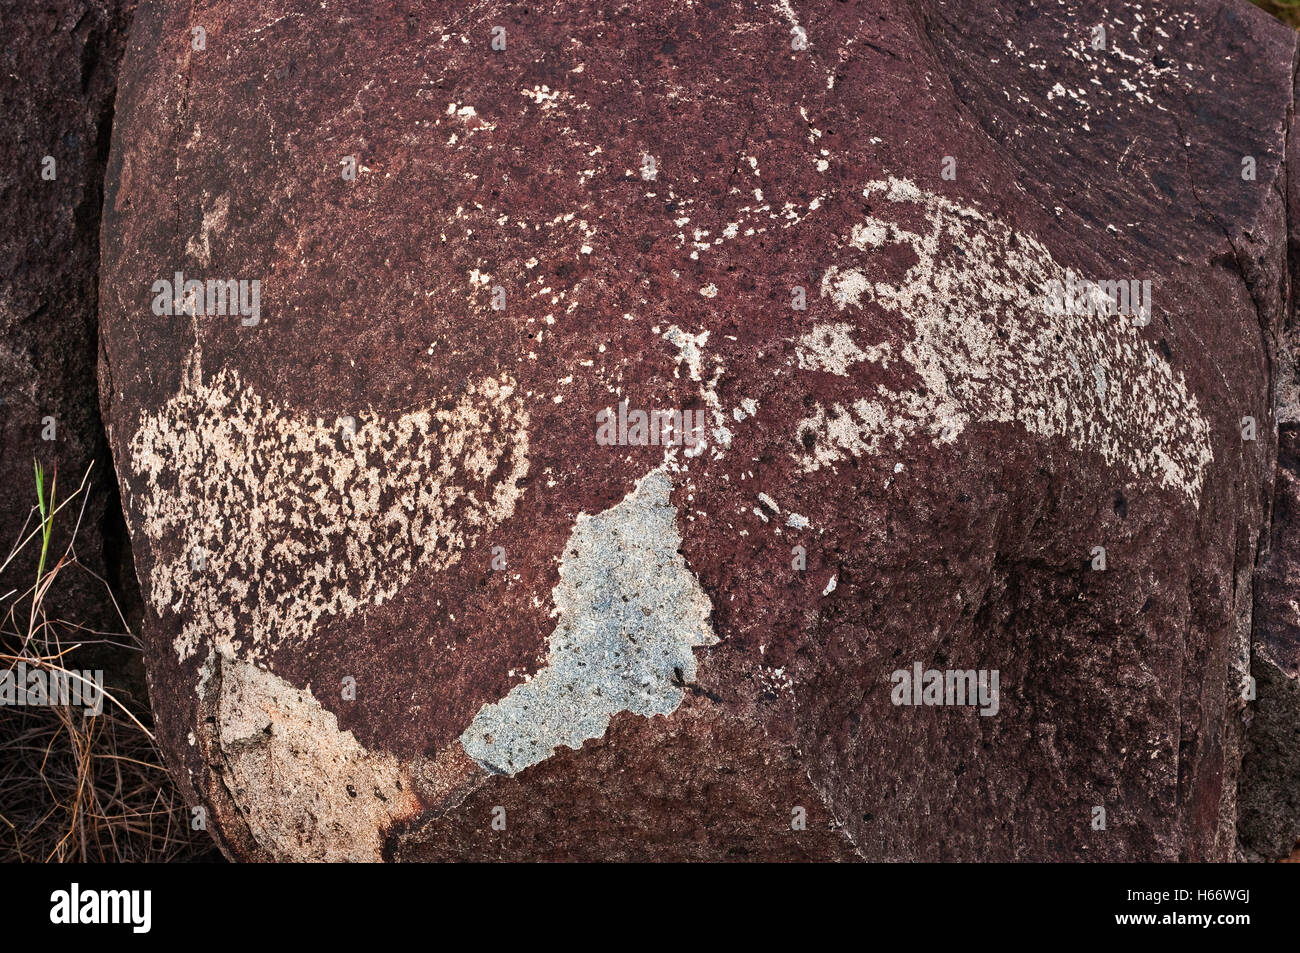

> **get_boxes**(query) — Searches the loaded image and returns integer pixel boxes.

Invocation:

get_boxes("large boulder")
[100,0,1297,860]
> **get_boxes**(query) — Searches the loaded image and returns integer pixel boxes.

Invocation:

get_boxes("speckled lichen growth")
[796,177,1214,501]
[128,365,530,662]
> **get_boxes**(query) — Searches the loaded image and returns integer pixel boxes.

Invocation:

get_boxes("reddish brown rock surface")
[1,0,136,638]
[98,0,1299,860]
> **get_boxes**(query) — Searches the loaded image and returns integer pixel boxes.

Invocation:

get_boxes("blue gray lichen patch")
[460,467,717,775]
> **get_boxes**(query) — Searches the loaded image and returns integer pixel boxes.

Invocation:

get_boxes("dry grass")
[0,462,212,862]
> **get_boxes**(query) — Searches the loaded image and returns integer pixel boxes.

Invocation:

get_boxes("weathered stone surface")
[0,0,136,635]
[1239,34,1300,861]
[1242,353,1300,857]
[99,0,1297,860]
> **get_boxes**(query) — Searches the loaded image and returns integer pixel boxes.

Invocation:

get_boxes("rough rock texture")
[99,0,1298,860]
[1241,93,1300,853]
[0,0,137,635]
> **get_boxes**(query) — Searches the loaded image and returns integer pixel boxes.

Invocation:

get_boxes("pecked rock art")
[188,465,717,857]
[795,178,1214,502]
[128,357,530,663]
[96,0,1299,861]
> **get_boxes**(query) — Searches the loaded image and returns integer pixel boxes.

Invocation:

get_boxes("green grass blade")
[33,460,52,586]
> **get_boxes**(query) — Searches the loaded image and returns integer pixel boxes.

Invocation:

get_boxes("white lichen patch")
[215,656,420,862]
[756,664,794,697]
[798,177,1213,502]
[129,366,530,662]
[795,322,892,376]
[1054,7,1200,116]
[459,467,716,775]
[662,324,732,459]
[520,84,574,110]
[446,102,497,132]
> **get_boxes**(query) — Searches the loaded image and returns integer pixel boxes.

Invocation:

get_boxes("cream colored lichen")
[128,365,530,662]
[796,177,1213,502]
[215,656,420,862]
[662,324,732,459]
[795,322,891,376]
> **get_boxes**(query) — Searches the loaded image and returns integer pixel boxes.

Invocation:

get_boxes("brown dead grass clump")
[0,462,211,862]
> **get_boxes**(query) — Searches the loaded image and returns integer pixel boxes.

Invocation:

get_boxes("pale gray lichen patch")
[459,467,716,775]
[799,177,1214,502]
[215,656,421,862]
[128,365,530,662]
